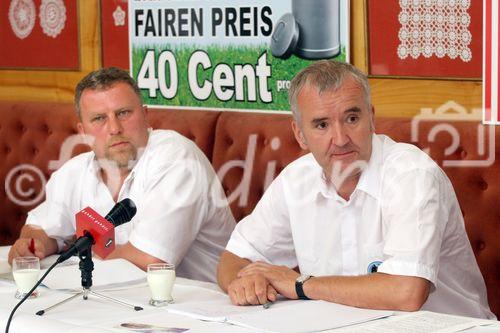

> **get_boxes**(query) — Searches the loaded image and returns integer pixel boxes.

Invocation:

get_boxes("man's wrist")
[295,275,313,300]
[55,238,66,252]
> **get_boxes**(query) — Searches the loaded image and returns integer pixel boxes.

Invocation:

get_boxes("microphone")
[104,198,137,227]
[57,199,137,263]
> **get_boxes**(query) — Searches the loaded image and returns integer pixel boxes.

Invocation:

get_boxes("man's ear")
[142,105,150,126]
[292,120,308,150]
[77,122,85,135]
[370,106,376,132]
[77,122,94,146]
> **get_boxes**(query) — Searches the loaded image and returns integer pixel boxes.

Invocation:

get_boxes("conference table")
[0,246,498,333]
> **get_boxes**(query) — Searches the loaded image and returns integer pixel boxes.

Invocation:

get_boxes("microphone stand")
[36,242,143,316]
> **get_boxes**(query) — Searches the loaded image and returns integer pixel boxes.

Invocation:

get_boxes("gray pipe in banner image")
[271,0,340,60]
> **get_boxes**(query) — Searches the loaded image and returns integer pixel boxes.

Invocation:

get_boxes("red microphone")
[57,199,137,263]
[75,207,115,258]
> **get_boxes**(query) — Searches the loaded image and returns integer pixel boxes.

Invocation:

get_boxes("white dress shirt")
[227,134,495,319]
[27,129,235,282]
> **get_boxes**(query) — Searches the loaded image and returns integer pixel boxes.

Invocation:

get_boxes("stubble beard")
[105,146,137,169]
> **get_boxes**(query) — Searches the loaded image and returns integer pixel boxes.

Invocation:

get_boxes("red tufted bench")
[0,101,498,317]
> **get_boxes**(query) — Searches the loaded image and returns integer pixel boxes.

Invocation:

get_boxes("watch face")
[297,275,311,283]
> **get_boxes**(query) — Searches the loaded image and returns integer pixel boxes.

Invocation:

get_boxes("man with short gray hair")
[217,60,494,319]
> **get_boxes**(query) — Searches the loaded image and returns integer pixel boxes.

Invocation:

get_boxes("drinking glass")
[147,263,175,306]
[12,256,40,299]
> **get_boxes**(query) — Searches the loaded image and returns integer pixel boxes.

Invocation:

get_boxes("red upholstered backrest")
[147,108,221,160]
[0,102,80,244]
[211,111,306,220]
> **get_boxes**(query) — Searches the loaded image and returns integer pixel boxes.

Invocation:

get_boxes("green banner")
[129,1,349,112]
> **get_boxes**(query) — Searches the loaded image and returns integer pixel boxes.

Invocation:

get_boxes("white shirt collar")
[355,134,383,200]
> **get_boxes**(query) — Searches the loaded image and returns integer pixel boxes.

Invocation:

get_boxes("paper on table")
[227,300,393,333]
[0,254,79,283]
[168,297,273,322]
[41,258,146,290]
[40,254,80,269]
[0,312,112,333]
[334,311,494,333]
[461,325,500,333]
[169,298,392,333]
[0,259,10,275]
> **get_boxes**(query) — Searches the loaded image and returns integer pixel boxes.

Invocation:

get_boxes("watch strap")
[295,275,312,300]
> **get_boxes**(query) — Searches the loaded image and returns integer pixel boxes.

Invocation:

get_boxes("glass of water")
[147,263,175,306]
[12,256,40,299]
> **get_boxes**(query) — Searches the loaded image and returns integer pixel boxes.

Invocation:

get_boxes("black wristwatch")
[295,274,313,300]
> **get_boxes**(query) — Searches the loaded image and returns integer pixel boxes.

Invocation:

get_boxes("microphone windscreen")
[105,198,137,227]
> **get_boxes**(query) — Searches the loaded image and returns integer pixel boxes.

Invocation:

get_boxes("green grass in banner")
[132,44,346,111]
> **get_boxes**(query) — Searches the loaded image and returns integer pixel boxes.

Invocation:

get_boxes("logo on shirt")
[367,261,383,274]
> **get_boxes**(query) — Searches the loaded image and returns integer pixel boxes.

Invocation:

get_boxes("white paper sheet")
[228,300,392,333]
[94,311,257,333]
[169,299,393,333]
[0,254,79,280]
[40,254,80,269]
[0,259,10,274]
[40,258,146,290]
[168,297,271,322]
[334,311,494,333]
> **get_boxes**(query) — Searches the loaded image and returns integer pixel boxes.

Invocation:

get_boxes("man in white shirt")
[217,61,495,318]
[8,67,235,282]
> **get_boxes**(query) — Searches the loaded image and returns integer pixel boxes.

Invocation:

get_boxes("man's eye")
[346,115,359,124]
[316,122,328,129]
[92,115,105,123]
[117,110,131,118]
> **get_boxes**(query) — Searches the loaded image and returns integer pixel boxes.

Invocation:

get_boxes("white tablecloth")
[0,246,255,333]
[1,246,498,333]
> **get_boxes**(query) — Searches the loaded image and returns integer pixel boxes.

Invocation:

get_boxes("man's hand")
[8,225,59,265]
[8,238,50,264]
[238,261,300,300]
[227,273,277,306]
[217,250,279,305]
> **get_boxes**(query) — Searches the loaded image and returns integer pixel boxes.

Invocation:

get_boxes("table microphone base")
[35,287,143,316]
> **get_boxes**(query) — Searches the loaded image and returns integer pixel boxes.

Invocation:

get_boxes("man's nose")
[107,114,123,135]
[331,123,349,147]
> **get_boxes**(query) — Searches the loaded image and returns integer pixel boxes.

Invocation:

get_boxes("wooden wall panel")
[369,79,482,118]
